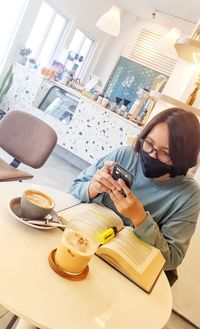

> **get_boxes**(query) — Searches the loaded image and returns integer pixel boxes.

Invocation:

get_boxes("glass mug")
[55,221,100,274]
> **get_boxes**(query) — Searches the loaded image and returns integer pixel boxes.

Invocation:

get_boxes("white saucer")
[8,197,62,230]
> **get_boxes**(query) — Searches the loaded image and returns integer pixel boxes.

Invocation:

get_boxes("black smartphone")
[112,163,134,196]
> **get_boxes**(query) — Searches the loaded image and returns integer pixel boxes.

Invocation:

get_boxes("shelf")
[150,91,200,117]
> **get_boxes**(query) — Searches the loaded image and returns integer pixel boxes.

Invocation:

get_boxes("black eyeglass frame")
[140,138,171,164]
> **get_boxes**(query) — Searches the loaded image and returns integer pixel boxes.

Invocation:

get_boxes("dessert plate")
[8,197,64,230]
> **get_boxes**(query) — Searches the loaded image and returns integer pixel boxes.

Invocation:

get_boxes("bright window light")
[0,0,28,72]
[69,30,85,53]
[26,2,54,60]
[37,14,67,67]
[26,1,68,67]
[67,29,94,77]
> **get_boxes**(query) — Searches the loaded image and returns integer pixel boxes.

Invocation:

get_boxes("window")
[0,0,28,73]
[26,1,69,67]
[65,29,94,77]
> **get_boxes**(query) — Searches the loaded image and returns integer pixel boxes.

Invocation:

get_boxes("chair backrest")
[0,110,58,168]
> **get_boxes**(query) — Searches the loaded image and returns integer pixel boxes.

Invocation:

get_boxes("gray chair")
[0,110,57,182]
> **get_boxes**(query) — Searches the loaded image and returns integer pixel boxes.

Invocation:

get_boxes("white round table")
[0,182,172,329]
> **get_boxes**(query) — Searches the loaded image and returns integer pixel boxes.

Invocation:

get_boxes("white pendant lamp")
[96,6,120,37]
[155,28,181,59]
[175,20,200,64]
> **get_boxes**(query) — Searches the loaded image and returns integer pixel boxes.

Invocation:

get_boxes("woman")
[67,108,200,285]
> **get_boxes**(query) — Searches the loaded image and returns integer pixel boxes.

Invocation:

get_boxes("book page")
[98,227,161,274]
[58,203,124,235]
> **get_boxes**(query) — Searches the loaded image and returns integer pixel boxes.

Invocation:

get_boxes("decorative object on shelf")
[84,73,102,92]
[102,96,109,108]
[61,69,73,85]
[0,64,13,105]
[27,58,37,69]
[96,94,103,104]
[128,74,168,125]
[96,6,120,37]
[65,51,84,75]
[186,74,200,106]
[51,60,65,80]
[119,99,131,117]
[150,74,167,92]
[110,96,122,112]
[16,47,32,65]
[40,61,66,81]
[129,88,149,122]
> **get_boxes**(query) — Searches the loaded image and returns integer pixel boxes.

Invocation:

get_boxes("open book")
[58,203,165,293]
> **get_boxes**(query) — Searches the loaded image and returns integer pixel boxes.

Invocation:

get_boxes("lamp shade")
[155,28,181,59]
[96,6,120,37]
[175,21,200,64]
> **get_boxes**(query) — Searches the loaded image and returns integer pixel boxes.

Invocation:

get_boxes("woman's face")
[145,122,172,165]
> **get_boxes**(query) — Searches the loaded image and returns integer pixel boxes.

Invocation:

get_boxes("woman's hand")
[88,161,122,199]
[109,179,147,227]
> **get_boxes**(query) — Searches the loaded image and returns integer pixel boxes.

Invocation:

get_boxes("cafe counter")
[0,63,141,164]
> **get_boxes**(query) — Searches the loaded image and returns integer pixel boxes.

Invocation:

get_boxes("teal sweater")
[67,146,200,271]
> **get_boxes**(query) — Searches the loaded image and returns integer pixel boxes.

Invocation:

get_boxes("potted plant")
[27,58,37,69]
[16,47,32,65]
[0,64,13,115]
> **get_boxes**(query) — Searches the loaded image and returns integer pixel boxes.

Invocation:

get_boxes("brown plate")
[48,249,89,281]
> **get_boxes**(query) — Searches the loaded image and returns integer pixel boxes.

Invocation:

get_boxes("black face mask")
[139,149,175,178]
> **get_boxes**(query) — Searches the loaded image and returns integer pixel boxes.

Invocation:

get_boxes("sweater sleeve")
[66,147,127,202]
[133,190,200,270]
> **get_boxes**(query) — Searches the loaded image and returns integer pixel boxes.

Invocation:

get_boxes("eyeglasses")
[140,139,171,164]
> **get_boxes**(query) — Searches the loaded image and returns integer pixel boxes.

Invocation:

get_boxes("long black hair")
[134,108,200,175]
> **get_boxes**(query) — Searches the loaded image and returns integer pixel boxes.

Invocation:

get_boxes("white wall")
[162,60,198,101]
[93,12,137,89]
[94,17,173,91]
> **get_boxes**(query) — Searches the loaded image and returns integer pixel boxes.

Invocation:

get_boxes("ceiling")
[119,0,200,33]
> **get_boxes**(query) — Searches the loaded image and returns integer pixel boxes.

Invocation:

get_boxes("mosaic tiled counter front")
[65,99,141,163]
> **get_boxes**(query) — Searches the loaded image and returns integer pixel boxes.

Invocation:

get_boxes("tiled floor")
[0,149,198,329]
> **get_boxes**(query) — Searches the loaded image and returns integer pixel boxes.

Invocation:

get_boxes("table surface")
[0,182,172,329]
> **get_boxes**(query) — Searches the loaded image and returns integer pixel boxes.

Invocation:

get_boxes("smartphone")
[112,163,134,196]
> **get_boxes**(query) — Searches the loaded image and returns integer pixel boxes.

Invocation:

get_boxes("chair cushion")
[0,111,58,168]
[0,158,33,182]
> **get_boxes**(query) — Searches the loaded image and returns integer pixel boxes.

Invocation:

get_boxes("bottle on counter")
[60,69,72,85]
[129,98,142,114]
[102,97,109,107]
[119,99,131,117]
[97,94,103,104]
[186,74,200,106]
[129,88,149,121]
[110,96,122,112]
[92,92,99,101]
